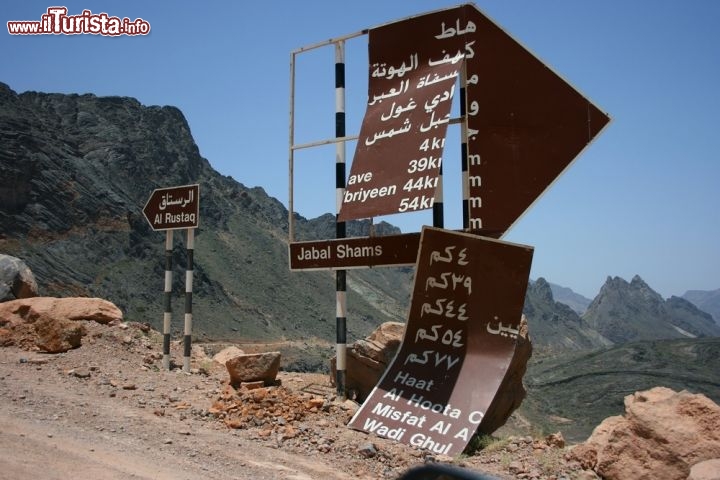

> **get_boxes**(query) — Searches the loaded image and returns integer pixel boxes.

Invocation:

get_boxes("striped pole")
[162,230,173,370]
[460,67,470,230]
[335,41,347,400]
[432,162,444,228]
[183,228,194,373]
[432,63,448,230]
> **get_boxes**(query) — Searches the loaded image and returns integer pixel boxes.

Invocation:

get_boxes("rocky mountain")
[582,275,720,343]
[683,288,720,325]
[0,81,413,369]
[547,281,592,314]
[522,278,611,354]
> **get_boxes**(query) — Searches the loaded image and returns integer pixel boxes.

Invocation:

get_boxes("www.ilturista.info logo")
[7,7,150,36]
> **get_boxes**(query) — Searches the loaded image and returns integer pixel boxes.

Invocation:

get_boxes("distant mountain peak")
[531,277,555,303]
[683,289,720,325]
[584,275,720,343]
[524,278,612,354]
[547,281,592,315]
[602,275,628,290]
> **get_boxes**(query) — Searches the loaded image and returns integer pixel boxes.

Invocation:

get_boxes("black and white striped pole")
[335,41,347,400]
[460,67,470,230]
[432,162,444,228]
[432,68,447,230]
[142,184,199,372]
[162,230,173,370]
[183,228,194,373]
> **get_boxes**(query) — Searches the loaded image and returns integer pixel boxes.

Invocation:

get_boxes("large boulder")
[329,321,404,401]
[569,387,720,479]
[0,297,123,352]
[225,352,281,387]
[34,315,87,353]
[213,346,245,366]
[0,254,39,301]
[0,297,123,327]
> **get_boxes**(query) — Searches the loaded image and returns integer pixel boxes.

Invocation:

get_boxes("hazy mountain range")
[548,279,720,326]
[1,82,718,439]
[681,288,720,325]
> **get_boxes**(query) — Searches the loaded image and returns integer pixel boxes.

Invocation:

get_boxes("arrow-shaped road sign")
[142,184,199,231]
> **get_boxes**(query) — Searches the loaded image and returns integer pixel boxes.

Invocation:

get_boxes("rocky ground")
[0,319,597,480]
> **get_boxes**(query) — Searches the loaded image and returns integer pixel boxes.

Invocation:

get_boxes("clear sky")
[2,1,719,300]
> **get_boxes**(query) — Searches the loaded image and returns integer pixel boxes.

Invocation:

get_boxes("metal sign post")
[334,41,348,399]
[143,184,200,372]
[162,230,173,369]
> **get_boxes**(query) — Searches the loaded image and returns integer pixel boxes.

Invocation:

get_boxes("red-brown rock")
[569,387,720,480]
[0,327,13,346]
[225,352,281,387]
[34,315,87,353]
[0,297,123,326]
[329,321,404,401]
[0,297,123,352]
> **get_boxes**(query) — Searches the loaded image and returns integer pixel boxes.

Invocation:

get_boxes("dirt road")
[0,319,583,479]
[0,329,373,480]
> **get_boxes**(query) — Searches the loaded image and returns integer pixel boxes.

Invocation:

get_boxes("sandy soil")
[0,320,593,480]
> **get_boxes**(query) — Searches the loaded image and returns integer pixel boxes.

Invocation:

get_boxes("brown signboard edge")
[335,2,612,234]
[465,3,612,238]
[495,119,611,239]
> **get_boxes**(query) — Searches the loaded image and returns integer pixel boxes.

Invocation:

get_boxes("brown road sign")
[142,184,199,231]
[289,233,421,271]
[348,226,533,456]
[288,229,500,271]
[339,4,610,232]
[461,6,610,233]
[338,10,466,222]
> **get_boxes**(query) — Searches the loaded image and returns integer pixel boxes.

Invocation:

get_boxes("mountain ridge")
[0,81,413,371]
[582,275,720,343]
[683,288,720,324]
[547,281,592,315]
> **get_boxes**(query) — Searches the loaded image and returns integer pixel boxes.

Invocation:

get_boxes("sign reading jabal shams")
[338,4,610,234]
[348,227,533,456]
[142,184,199,231]
[289,233,421,270]
[287,228,500,270]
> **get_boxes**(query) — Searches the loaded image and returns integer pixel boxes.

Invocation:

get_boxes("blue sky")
[2,1,719,299]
